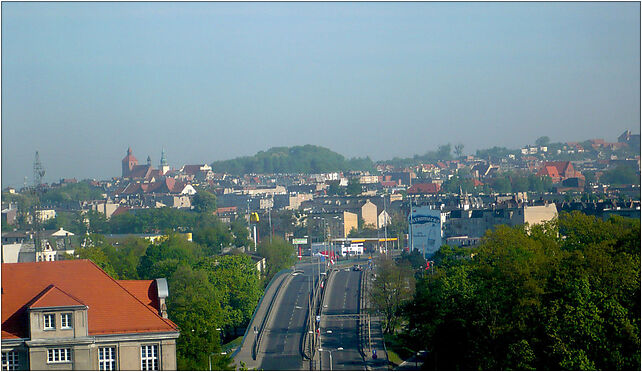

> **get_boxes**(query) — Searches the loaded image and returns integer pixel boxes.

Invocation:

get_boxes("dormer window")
[43,314,55,330]
[61,313,72,329]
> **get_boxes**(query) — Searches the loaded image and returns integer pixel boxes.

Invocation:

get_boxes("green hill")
[210,145,375,175]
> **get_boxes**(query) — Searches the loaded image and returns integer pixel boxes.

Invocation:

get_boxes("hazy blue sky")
[2,2,640,187]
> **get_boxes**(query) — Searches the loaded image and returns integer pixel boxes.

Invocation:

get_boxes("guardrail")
[316,269,334,371]
[300,272,321,362]
[253,268,294,359]
[358,269,367,362]
[231,266,292,360]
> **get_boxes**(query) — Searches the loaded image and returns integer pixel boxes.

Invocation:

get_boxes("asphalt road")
[259,261,325,370]
[320,268,365,371]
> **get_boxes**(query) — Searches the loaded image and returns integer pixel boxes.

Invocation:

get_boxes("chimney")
[155,278,169,318]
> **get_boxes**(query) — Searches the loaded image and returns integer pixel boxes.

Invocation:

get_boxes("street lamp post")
[382,194,388,254]
[318,347,343,371]
[208,352,227,371]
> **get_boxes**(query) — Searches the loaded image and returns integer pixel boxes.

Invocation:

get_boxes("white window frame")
[99,347,117,371]
[1,351,18,371]
[60,313,72,329]
[140,345,158,371]
[43,313,56,330]
[47,348,71,363]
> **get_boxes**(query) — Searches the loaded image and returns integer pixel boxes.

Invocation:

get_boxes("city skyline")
[2,2,640,187]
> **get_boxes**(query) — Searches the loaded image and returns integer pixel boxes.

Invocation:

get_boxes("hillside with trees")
[210,145,375,174]
[385,144,454,168]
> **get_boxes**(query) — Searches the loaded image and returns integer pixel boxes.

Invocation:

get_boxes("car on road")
[352,264,362,271]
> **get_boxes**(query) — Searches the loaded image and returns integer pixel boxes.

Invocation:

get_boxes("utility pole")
[408,193,414,252]
[383,194,388,254]
[268,207,273,243]
[32,151,45,262]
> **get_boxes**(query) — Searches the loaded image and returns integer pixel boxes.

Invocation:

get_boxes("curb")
[254,269,295,358]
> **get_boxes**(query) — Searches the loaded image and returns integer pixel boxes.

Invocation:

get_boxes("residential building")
[444,204,558,239]
[1,207,18,226]
[35,210,56,223]
[360,200,378,227]
[1,228,75,264]
[407,183,441,195]
[1,260,179,370]
[536,161,584,183]
[87,201,120,219]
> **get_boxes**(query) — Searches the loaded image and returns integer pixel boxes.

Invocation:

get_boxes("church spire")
[160,148,168,167]
[160,148,169,175]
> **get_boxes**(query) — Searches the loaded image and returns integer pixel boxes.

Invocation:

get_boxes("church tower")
[160,148,169,175]
[122,147,138,178]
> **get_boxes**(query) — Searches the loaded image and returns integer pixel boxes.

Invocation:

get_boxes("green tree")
[195,255,263,336]
[168,265,231,370]
[256,236,295,281]
[210,145,375,174]
[535,136,550,146]
[398,249,427,275]
[40,181,104,205]
[230,218,251,248]
[347,178,362,196]
[137,234,203,279]
[192,191,218,214]
[371,256,415,334]
[601,165,640,185]
[454,143,464,158]
[327,181,345,196]
[437,144,452,160]
[102,236,149,279]
[193,215,232,255]
[71,246,119,279]
[406,212,640,370]
[491,175,512,193]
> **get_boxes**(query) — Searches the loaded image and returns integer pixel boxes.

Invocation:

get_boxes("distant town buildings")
[2,130,639,257]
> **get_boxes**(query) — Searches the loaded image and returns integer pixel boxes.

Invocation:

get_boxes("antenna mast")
[32,151,46,261]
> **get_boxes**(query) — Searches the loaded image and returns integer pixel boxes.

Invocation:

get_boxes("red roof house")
[1,260,178,370]
[536,161,583,183]
[407,183,441,195]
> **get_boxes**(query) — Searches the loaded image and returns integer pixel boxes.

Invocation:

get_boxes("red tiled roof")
[122,182,142,195]
[111,205,129,218]
[538,165,560,178]
[122,154,138,164]
[380,181,398,187]
[165,178,177,193]
[28,285,86,309]
[2,260,177,340]
[216,207,238,214]
[537,161,574,179]
[117,280,159,315]
[407,183,441,194]
[130,165,153,179]
[181,165,203,175]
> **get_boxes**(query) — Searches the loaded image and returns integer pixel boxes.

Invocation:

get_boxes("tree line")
[210,145,375,174]
[372,212,640,370]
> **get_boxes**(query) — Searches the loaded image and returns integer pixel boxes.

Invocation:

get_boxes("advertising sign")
[341,242,364,256]
[409,206,442,257]
[292,238,308,245]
